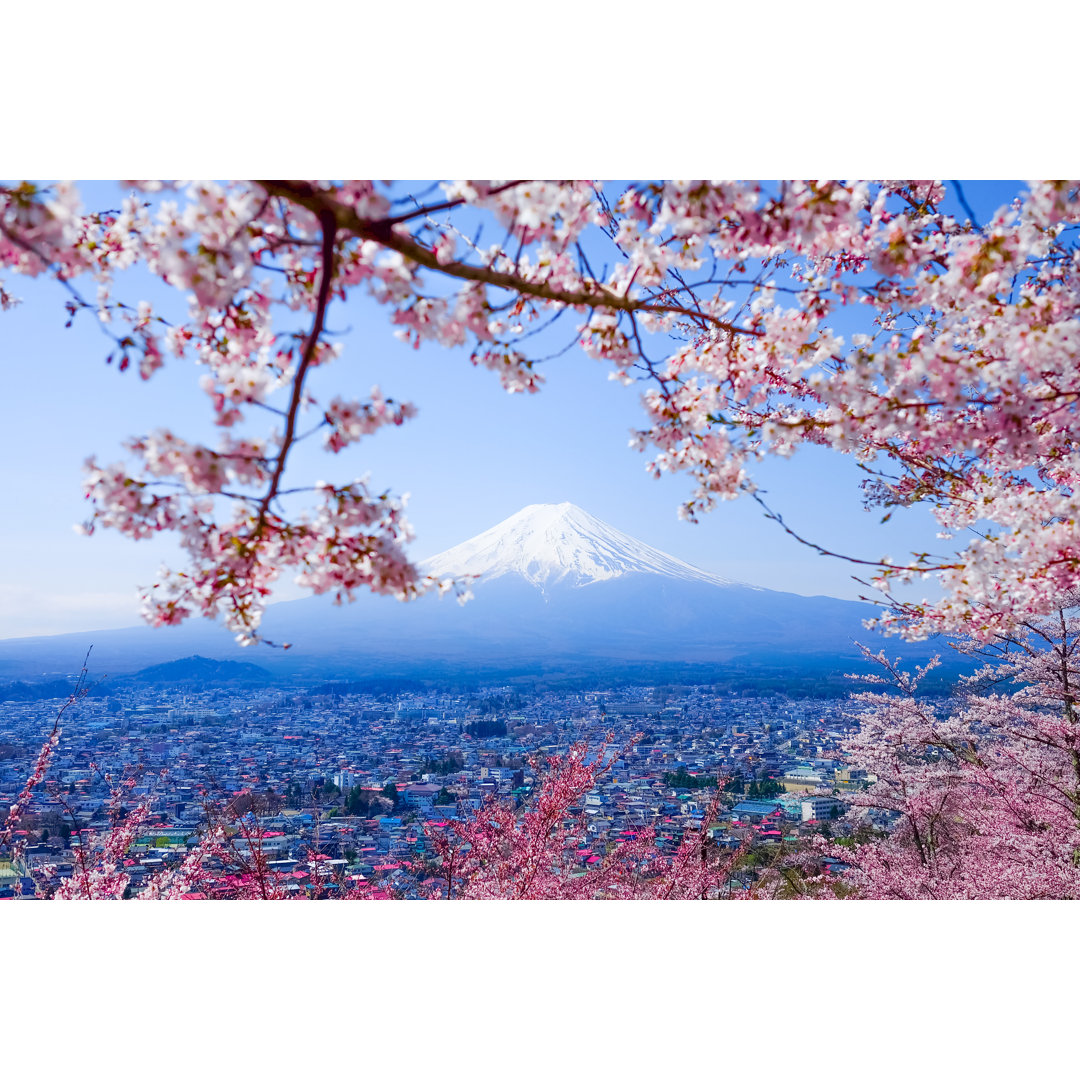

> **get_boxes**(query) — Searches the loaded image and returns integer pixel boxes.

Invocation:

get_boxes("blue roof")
[732,801,783,814]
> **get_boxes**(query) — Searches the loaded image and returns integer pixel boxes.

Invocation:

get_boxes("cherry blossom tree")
[4,180,1080,647]
[422,737,743,900]
[0,649,91,887]
[835,612,1080,899]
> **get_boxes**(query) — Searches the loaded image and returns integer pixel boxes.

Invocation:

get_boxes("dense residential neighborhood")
[0,674,880,898]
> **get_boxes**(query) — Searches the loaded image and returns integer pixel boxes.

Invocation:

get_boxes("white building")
[801,797,846,822]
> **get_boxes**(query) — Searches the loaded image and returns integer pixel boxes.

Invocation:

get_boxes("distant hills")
[0,677,106,703]
[0,503,969,691]
[0,655,272,701]
[128,655,271,686]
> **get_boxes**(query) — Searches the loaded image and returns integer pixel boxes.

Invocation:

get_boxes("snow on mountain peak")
[422,502,734,590]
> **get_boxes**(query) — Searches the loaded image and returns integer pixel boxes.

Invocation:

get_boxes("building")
[782,767,826,793]
[801,797,846,822]
[730,800,784,823]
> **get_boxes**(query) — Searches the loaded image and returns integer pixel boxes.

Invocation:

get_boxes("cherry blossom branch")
[381,180,527,227]
[257,181,760,336]
[252,212,337,537]
[0,648,93,850]
[952,181,981,229]
[748,489,964,574]
[9,179,1080,647]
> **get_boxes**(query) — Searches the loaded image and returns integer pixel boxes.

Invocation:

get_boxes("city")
[0,673,874,898]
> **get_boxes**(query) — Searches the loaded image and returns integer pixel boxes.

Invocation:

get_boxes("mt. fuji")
[0,502,959,688]
[237,502,939,682]
[423,502,737,592]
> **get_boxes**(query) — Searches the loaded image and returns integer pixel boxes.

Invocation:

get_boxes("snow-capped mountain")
[422,502,736,591]
[0,502,962,687]
[249,501,898,676]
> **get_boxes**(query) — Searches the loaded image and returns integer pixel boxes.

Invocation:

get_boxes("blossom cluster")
[5,179,1080,643]
[831,619,1080,900]
[422,737,743,900]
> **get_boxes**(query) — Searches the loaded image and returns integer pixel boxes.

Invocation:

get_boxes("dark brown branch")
[749,489,965,574]
[383,180,527,228]
[256,181,761,338]
[253,212,338,537]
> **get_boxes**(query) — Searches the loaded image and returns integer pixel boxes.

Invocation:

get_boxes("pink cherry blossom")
[5,179,1080,647]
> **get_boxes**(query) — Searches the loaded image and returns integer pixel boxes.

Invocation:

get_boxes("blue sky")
[0,180,1025,638]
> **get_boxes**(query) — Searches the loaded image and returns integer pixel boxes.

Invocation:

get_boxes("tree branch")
[253,211,338,537]
[256,181,761,337]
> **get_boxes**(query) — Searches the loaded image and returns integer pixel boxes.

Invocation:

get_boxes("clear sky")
[0,180,1026,638]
